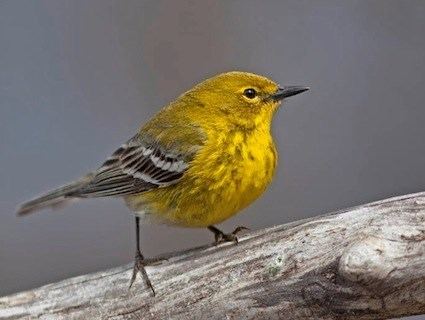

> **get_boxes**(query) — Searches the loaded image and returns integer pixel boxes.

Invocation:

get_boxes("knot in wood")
[338,236,394,286]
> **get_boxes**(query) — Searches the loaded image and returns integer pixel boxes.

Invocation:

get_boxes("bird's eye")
[243,88,257,99]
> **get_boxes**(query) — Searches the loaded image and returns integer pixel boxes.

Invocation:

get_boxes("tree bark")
[1,192,425,320]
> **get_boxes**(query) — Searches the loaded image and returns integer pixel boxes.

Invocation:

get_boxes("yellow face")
[174,71,308,130]
[187,71,281,118]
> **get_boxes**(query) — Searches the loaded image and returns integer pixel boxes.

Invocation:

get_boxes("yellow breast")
[125,109,278,227]
[188,128,278,224]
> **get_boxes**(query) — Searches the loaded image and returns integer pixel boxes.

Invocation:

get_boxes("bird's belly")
[125,138,277,227]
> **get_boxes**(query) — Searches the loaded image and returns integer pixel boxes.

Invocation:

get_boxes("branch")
[1,192,425,320]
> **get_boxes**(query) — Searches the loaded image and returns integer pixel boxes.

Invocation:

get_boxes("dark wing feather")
[70,137,189,198]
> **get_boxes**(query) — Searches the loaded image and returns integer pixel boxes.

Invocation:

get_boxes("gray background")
[1,1,424,317]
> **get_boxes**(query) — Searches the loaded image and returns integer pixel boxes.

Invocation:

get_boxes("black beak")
[271,86,309,101]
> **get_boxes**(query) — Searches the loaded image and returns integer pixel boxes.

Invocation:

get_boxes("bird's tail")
[17,174,94,216]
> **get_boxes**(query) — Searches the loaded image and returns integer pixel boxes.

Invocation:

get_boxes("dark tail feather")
[17,174,93,216]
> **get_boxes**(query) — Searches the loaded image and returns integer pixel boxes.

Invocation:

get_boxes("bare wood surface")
[1,192,425,320]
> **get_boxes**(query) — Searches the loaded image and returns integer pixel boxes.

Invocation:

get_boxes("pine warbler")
[18,71,309,294]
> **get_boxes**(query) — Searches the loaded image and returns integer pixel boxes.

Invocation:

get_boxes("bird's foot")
[208,225,250,245]
[129,251,156,296]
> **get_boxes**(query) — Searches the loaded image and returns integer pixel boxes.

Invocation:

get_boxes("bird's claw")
[211,225,250,245]
[129,252,156,296]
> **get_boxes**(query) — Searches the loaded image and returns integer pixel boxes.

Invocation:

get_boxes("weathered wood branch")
[1,192,425,319]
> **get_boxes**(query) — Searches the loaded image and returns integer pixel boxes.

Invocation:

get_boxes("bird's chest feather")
[201,130,277,197]
[131,127,278,227]
[177,128,278,225]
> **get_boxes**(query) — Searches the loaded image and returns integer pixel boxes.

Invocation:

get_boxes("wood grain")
[1,192,425,319]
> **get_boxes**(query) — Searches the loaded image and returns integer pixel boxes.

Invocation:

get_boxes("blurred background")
[1,0,424,315]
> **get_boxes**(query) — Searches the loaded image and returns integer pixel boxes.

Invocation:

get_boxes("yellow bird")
[17,71,309,294]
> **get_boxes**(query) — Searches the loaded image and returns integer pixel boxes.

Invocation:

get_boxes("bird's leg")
[207,225,249,244]
[129,216,155,296]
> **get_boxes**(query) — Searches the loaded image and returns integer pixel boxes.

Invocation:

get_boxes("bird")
[17,71,309,295]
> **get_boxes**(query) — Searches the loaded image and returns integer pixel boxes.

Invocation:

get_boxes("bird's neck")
[223,107,276,135]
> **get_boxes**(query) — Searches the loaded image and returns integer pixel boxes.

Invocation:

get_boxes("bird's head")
[182,71,309,128]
